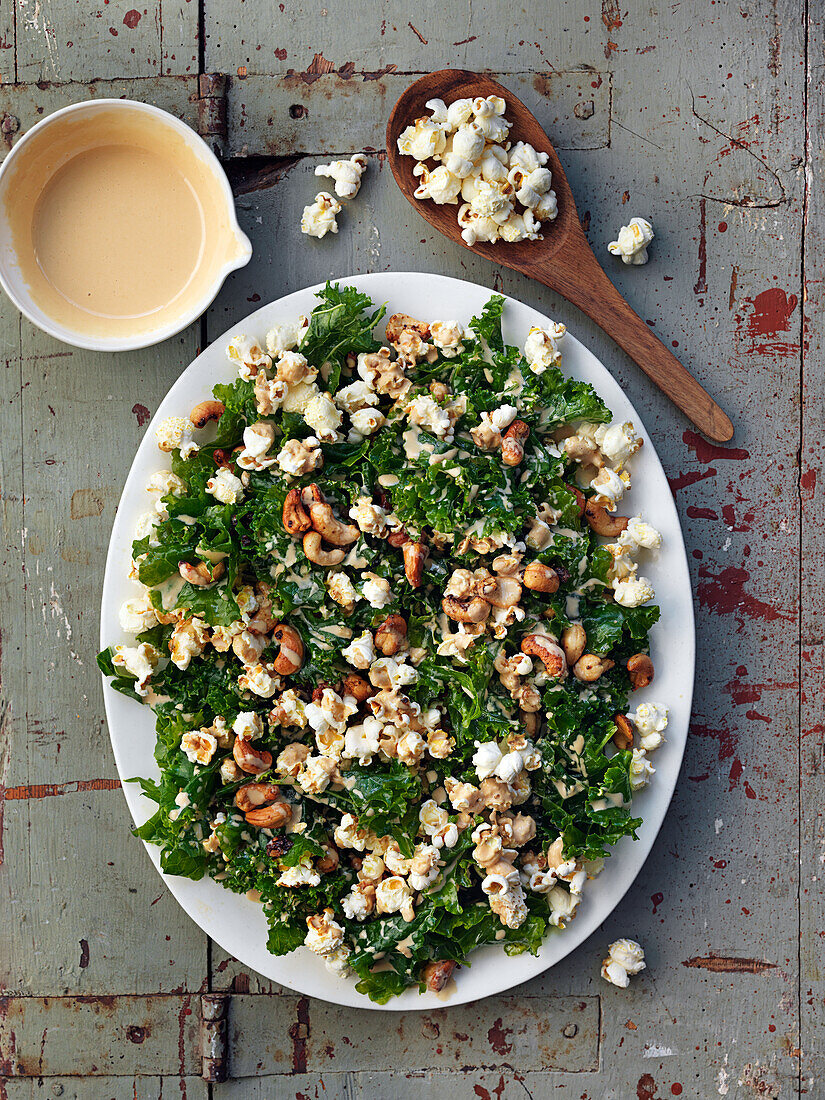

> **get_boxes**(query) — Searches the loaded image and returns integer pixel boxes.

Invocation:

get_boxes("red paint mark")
[667,467,717,493]
[487,1017,513,1055]
[694,195,707,295]
[126,1025,146,1043]
[408,21,428,44]
[672,1087,683,1097]
[722,676,797,706]
[4,778,121,800]
[289,996,310,1073]
[746,288,798,337]
[683,429,749,463]
[274,47,287,60]
[718,221,727,232]
[601,0,622,31]
[686,506,718,520]
[246,293,261,303]
[473,1088,491,1100]
[591,76,603,88]
[453,35,478,45]
[728,757,743,789]
[650,891,663,914]
[696,565,793,627]
[637,1073,658,1100]
[721,504,754,532]
[132,403,150,426]
[801,468,816,500]
[713,859,728,869]
[690,722,738,762]
[108,26,118,36]
[743,780,757,800]
[745,709,771,723]
[682,955,775,973]
[123,9,141,27]
[79,939,90,968]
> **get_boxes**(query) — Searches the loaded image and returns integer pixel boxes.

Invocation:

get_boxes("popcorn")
[327,571,358,611]
[276,436,323,478]
[612,574,655,607]
[301,192,342,239]
[275,350,316,385]
[630,702,668,751]
[155,416,198,458]
[473,740,503,781]
[342,630,375,670]
[590,466,630,508]
[169,618,209,670]
[349,498,387,537]
[226,334,272,380]
[619,515,662,552]
[594,421,642,467]
[629,748,655,791]
[397,116,447,161]
[498,210,542,243]
[303,391,343,442]
[278,857,320,887]
[601,938,646,987]
[335,380,378,415]
[452,122,485,163]
[206,467,245,505]
[509,141,549,174]
[181,729,217,765]
[523,323,566,374]
[232,711,264,741]
[429,320,464,358]
[375,876,415,921]
[265,318,308,357]
[349,407,386,438]
[236,421,276,471]
[112,642,159,696]
[119,593,157,634]
[361,573,392,609]
[343,719,381,762]
[413,164,462,205]
[314,153,368,199]
[238,663,280,698]
[608,217,654,265]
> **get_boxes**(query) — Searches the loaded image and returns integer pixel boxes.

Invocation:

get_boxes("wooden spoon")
[386,69,734,443]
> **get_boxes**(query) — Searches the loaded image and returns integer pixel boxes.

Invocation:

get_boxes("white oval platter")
[100,271,694,1010]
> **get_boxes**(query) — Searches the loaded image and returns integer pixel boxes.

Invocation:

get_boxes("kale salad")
[99,283,670,1003]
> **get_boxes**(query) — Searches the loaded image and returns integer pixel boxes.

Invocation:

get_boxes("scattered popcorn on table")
[315,154,368,198]
[301,192,342,239]
[608,217,654,265]
[601,938,646,987]
[397,93,557,246]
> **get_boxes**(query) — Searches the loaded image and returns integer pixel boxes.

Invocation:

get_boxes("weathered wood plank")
[223,69,610,157]
[15,0,198,83]
[225,993,598,1077]
[2,1078,208,1100]
[800,5,824,1095]
[0,994,201,1076]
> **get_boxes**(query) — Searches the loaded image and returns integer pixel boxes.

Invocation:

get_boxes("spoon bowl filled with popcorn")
[387,69,733,443]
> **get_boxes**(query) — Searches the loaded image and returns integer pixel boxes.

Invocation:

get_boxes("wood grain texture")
[0,0,816,1094]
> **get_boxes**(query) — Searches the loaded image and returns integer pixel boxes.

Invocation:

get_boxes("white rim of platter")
[100,271,695,1011]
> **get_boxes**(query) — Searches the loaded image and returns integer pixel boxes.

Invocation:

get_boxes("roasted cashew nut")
[316,846,340,873]
[627,653,654,690]
[520,634,567,678]
[283,487,312,535]
[403,541,427,588]
[309,502,360,546]
[572,653,615,682]
[339,673,373,703]
[189,400,225,429]
[522,562,559,594]
[501,420,530,466]
[442,594,491,623]
[245,801,292,828]
[584,501,629,537]
[374,614,408,656]
[271,623,304,675]
[423,959,457,992]
[179,560,225,587]
[560,624,587,665]
[302,531,346,567]
[565,483,587,516]
[233,737,273,775]
[612,713,634,751]
[234,782,282,813]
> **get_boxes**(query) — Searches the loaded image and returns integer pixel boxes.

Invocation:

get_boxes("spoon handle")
[534,245,734,442]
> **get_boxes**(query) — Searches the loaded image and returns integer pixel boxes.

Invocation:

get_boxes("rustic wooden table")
[0,1,819,1096]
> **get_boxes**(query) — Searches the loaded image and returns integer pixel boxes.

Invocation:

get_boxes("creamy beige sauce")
[5,108,246,339]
